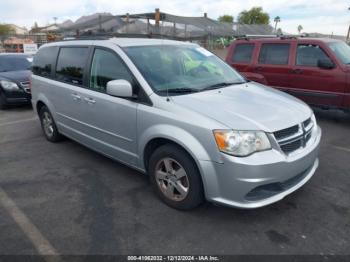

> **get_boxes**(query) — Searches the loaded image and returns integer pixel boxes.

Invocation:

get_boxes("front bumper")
[1,90,31,105]
[200,126,321,209]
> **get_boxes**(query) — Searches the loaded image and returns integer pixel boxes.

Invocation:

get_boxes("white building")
[7,24,29,35]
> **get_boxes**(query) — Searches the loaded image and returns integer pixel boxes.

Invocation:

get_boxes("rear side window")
[258,44,290,65]
[55,47,89,85]
[32,47,58,77]
[296,44,330,67]
[232,44,254,63]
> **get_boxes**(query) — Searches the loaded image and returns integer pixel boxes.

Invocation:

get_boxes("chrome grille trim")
[20,81,30,86]
[278,133,303,146]
[304,120,314,133]
[20,81,31,94]
[277,128,303,145]
[274,118,313,155]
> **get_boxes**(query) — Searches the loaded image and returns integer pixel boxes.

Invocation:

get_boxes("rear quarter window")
[258,43,290,65]
[32,46,58,77]
[232,43,255,63]
[55,47,89,86]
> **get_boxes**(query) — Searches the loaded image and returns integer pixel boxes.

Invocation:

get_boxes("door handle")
[84,97,96,105]
[255,66,263,72]
[291,69,303,74]
[71,93,81,101]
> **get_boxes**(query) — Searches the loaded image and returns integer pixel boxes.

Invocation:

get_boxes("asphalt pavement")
[0,105,349,256]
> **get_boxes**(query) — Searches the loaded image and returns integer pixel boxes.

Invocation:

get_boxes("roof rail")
[280,35,298,40]
[62,34,114,41]
[235,34,298,41]
[236,34,278,40]
[59,33,173,42]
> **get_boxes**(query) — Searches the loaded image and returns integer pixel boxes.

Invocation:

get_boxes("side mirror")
[106,79,133,98]
[317,59,335,69]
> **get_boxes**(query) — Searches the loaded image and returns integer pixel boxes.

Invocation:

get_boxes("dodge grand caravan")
[31,38,321,210]
[226,37,350,112]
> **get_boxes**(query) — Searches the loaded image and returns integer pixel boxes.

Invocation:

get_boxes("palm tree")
[274,16,281,33]
[297,25,303,35]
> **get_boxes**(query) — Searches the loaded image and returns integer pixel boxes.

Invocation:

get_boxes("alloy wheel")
[155,157,190,201]
[42,111,54,138]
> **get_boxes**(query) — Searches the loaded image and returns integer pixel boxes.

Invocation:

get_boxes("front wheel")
[148,144,204,210]
[39,106,62,142]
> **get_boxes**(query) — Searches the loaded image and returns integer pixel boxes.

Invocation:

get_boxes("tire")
[0,93,8,110]
[39,105,62,142]
[148,144,204,210]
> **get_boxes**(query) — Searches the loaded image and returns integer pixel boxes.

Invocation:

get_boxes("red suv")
[225,37,350,111]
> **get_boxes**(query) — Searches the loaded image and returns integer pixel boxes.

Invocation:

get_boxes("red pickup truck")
[225,37,350,112]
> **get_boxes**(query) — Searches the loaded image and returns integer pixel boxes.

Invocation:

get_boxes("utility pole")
[347,7,350,43]
[274,16,281,33]
[155,8,160,35]
[98,14,102,32]
[53,17,57,25]
[126,13,129,34]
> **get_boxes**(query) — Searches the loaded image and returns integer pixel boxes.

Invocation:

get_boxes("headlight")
[213,130,271,156]
[0,80,19,91]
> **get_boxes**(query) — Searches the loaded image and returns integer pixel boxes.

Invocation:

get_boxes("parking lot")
[0,105,349,256]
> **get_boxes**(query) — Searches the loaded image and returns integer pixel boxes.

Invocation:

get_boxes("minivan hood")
[171,82,312,132]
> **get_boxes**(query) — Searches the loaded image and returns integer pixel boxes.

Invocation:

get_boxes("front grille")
[303,118,311,128]
[274,117,313,155]
[280,139,302,153]
[274,125,299,140]
[20,81,31,94]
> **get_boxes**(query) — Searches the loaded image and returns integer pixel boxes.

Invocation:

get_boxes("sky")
[0,0,349,36]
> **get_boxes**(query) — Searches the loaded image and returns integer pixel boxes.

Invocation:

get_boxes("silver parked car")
[31,38,321,210]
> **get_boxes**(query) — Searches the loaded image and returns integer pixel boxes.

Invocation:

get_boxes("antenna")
[166,86,170,102]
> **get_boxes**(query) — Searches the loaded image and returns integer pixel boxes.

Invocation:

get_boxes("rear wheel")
[39,106,62,142]
[148,144,204,210]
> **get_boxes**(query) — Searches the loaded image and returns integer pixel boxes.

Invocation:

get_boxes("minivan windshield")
[124,45,246,94]
[328,41,350,64]
[0,55,32,72]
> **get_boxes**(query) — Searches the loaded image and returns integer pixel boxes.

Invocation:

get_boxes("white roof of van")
[44,37,195,48]
[108,37,194,47]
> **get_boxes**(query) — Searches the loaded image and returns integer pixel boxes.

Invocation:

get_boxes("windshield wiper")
[159,88,199,94]
[201,81,246,91]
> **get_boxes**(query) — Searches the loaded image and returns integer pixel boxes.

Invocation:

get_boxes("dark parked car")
[225,37,350,112]
[0,53,32,109]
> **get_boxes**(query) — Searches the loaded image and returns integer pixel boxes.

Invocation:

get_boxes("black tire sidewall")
[39,106,61,142]
[148,144,204,210]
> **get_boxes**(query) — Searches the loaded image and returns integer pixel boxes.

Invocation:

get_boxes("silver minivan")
[31,38,321,210]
